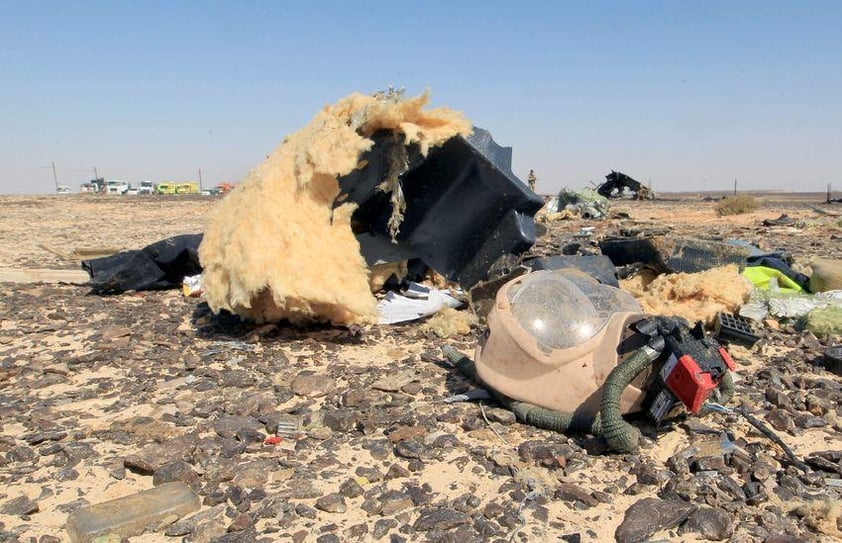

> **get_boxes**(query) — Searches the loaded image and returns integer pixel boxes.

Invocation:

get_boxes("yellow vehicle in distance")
[175,182,199,194]
[155,182,178,194]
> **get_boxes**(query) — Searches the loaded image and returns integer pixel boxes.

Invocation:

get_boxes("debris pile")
[199,91,472,326]
[198,90,543,326]
[7,97,841,542]
[539,188,608,221]
[597,170,652,200]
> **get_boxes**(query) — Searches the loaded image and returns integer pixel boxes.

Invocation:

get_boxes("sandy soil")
[0,193,840,543]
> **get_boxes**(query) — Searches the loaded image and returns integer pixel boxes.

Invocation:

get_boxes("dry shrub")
[714,194,759,216]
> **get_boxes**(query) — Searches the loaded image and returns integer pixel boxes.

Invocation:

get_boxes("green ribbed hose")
[444,344,735,453]
[443,346,600,435]
[598,345,662,453]
[509,400,600,435]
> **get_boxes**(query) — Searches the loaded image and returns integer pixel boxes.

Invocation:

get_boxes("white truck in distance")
[138,181,155,195]
[105,180,130,195]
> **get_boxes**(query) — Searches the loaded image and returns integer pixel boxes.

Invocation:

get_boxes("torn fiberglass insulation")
[198,91,472,326]
[620,264,752,327]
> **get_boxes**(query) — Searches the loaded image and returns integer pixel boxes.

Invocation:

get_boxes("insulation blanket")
[621,264,752,326]
[198,91,471,325]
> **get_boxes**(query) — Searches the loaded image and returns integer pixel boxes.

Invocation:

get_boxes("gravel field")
[0,194,840,542]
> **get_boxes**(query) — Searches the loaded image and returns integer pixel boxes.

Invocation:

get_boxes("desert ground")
[0,193,841,543]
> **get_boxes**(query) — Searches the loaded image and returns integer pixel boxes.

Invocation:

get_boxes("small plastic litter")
[404,282,432,299]
[714,312,761,347]
[377,282,462,325]
[442,389,494,403]
[677,432,739,460]
[201,340,257,356]
[276,417,301,439]
[181,274,203,297]
[767,290,842,319]
[739,297,769,322]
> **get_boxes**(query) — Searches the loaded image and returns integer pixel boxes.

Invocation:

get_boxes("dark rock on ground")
[679,506,734,540]
[412,508,470,531]
[1,496,38,516]
[614,498,697,543]
[315,493,347,514]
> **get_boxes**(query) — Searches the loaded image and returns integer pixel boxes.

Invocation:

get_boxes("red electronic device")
[644,321,734,424]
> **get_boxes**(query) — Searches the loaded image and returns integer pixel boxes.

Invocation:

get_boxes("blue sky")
[1,1,840,194]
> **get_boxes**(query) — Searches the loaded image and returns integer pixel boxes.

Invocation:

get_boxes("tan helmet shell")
[474,272,650,418]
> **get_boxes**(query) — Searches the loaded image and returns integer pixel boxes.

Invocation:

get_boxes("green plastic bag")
[742,266,804,294]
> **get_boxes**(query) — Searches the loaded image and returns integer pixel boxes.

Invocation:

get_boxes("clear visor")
[507,270,641,350]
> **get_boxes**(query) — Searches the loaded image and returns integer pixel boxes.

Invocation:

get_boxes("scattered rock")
[385,464,411,480]
[213,415,261,439]
[338,479,365,499]
[286,478,323,500]
[412,508,470,531]
[378,490,414,516]
[231,459,275,489]
[1,200,841,543]
[555,483,598,507]
[394,439,428,460]
[24,430,67,446]
[1,495,38,516]
[323,409,359,433]
[679,506,734,540]
[165,503,227,537]
[226,512,253,532]
[153,460,200,489]
[765,408,797,434]
[614,498,697,543]
[291,372,336,397]
[315,493,347,514]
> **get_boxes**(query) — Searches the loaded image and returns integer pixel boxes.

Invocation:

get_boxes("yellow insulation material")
[620,264,752,326]
[419,307,478,338]
[199,91,472,325]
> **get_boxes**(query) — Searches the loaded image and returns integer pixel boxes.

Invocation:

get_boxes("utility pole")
[93,166,99,179]
[198,169,203,193]
[51,161,59,191]
[734,178,737,195]
[828,183,832,204]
